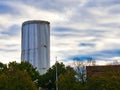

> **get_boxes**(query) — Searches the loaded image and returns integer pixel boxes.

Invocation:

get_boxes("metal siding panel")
[41,24,46,71]
[44,24,50,68]
[23,24,29,61]
[34,24,38,68]
[44,24,47,67]
[21,25,24,61]
[24,24,29,61]
[28,24,34,65]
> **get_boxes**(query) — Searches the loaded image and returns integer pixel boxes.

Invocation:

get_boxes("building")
[86,65,120,78]
[21,20,50,74]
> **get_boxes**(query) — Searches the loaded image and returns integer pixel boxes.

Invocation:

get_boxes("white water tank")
[21,20,50,74]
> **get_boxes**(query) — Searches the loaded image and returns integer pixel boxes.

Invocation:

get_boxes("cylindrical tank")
[21,20,50,74]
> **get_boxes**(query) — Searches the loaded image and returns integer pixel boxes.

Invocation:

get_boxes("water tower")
[21,20,50,74]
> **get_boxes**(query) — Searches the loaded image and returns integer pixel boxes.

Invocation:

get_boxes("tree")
[72,57,87,84]
[0,70,38,90]
[72,60,86,85]
[38,62,68,90]
[87,76,120,90]
[87,57,96,66]
[72,57,96,84]
[0,62,7,73]
[8,61,40,87]
[0,62,38,90]
[58,66,79,90]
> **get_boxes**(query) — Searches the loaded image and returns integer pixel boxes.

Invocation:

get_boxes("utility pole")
[56,57,58,90]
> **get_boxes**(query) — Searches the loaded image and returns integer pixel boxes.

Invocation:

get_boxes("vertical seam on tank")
[21,25,23,61]
[48,24,50,67]
[34,24,35,67]
[43,24,45,67]
[45,24,47,67]
[28,24,29,62]
[37,23,39,69]
[47,24,50,68]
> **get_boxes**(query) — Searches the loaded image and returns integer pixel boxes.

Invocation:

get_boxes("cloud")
[10,0,85,12]
[0,0,120,66]
[85,0,120,7]
[107,4,120,14]
[67,49,120,62]
[0,48,18,52]
[53,27,78,32]
[5,44,19,47]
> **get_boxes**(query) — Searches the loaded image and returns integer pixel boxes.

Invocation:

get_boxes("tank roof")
[22,20,50,26]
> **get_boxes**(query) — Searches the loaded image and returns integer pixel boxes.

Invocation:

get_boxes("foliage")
[38,62,68,90]
[8,61,40,87]
[0,62,38,90]
[57,66,79,90]
[86,65,120,90]
[0,60,120,90]
[87,76,120,90]
[0,62,7,73]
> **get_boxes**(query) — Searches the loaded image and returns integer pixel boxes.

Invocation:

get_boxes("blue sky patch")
[1,24,20,36]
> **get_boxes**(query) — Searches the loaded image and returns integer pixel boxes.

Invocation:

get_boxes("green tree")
[0,62,38,90]
[0,62,7,73]
[87,76,120,90]
[8,61,40,87]
[38,62,67,90]
[58,66,80,90]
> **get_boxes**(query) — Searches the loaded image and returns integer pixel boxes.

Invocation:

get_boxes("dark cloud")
[0,48,19,52]
[68,56,93,61]
[79,43,95,47]
[68,49,120,61]
[81,29,107,37]
[5,44,19,47]
[69,7,93,23]
[51,27,80,37]
[53,27,79,32]
[100,49,120,56]
[99,23,120,28]
[88,49,120,60]
[108,7,120,14]
[0,35,10,39]
[51,28,108,48]
[52,33,78,37]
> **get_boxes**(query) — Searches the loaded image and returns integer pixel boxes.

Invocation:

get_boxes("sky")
[0,0,120,65]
